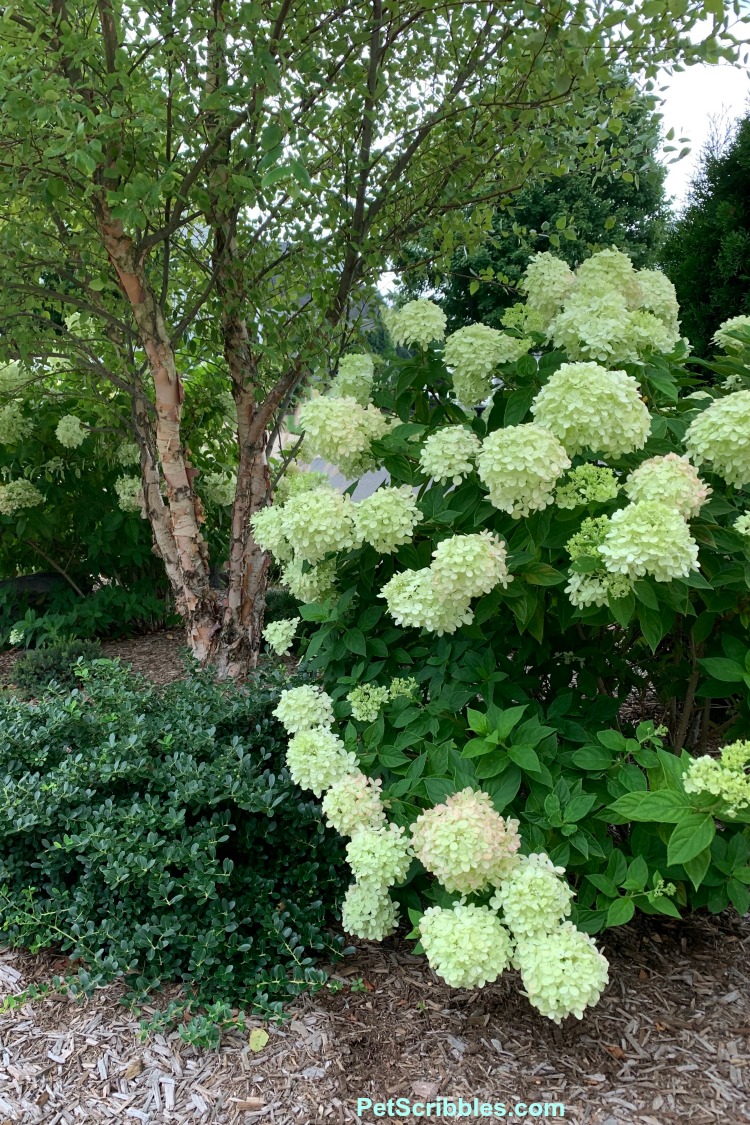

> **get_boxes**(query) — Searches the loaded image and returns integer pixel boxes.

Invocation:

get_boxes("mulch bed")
[2,910,750,1124]
[0,630,188,689]
[2,633,749,1121]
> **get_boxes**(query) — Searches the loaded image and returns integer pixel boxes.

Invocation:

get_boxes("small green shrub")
[0,579,178,650]
[0,661,347,1014]
[11,638,103,694]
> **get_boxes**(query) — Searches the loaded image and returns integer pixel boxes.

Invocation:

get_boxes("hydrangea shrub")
[259,248,750,1022]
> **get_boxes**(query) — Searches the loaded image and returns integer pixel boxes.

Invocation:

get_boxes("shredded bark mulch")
[2,910,749,1124]
[0,629,188,689]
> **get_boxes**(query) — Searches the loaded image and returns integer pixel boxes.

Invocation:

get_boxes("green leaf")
[608,789,691,823]
[683,847,712,891]
[563,793,597,822]
[507,742,540,772]
[493,705,527,741]
[638,606,666,653]
[344,629,367,656]
[519,562,566,586]
[572,745,614,770]
[503,387,534,427]
[466,708,489,735]
[667,815,715,865]
[607,897,635,927]
[699,657,745,683]
[608,592,635,627]
[423,777,455,805]
[483,765,522,811]
[597,729,627,752]
[622,855,648,891]
[461,737,494,759]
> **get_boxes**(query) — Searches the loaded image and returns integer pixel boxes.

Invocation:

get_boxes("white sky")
[657,60,749,211]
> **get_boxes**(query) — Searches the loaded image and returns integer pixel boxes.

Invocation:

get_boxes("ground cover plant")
[0,659,347,1016]
[256,247,750,1023]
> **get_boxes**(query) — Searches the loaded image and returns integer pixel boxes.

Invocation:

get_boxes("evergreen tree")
[661,114,750,358]
[398,86,669,329]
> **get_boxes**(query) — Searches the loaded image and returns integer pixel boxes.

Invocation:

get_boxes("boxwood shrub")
[0,660,347,1012]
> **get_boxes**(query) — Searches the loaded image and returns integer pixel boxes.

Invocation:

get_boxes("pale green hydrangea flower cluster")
[712,314,750,352]
[0,361,29,394]
[490,853,574,938]
[684,391,750,488]
[380,568,476,635]
[380,532,510,635]
[114,476,144,514]
[410,788,521,894]
[419,903,514,989]
[512,921,609,1023]
[273,487,361,564]
[273,684,335,733]
[476,423,571,518]
[330,353,375,404]
[443,323,531,406]
[565,571,634,610]
[634,269,681,336]
[419,426,481,486]
[116,441,140,467]
[520,252,575,326]
[201,471,236,507]
[431,531,512,605]
[501,301,547,336]
[298,395,389,477]
[598,501,699,583]
[0,478,44,516]
[353,486,422,554]
[55,414,88,449]
[274,684,400,939]
[522,249,681,365]
[530,362,651,459]
[322,772,386,836]
[346,822,412,886]
[385,299,447,348]
[341,882,399,942]
[683,741,750,818]
[262,617,300,656]
[285,726,359,797]
[281,557,337,603]
[273,466,329,505]
[555,464,619,509]
[390,676,419,699]
[623,454,711,519]
[734,512,750,537]
[347,683,391,723]
[0,402,34,445]
[564,517,633,609]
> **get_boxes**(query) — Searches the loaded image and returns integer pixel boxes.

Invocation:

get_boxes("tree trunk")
[96,201,227,665]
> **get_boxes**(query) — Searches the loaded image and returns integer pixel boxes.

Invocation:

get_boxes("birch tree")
[0,0,738,674]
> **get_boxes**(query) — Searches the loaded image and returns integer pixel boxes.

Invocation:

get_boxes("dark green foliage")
[0,579,178,650]
[0,661,348,1012]
[264,587,302,625]
[11,637,102,694]
[662,116,750,358]
[399,86,668,330]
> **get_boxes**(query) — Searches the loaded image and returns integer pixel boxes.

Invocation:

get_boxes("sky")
[657,60,749,211]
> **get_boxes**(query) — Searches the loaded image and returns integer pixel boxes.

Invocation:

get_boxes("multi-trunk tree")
[0,0,739,675]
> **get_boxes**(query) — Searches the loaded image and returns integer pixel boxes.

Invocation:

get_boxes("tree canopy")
[662,111,750,358]
[397,83,670,329]
[0,0,742,673]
